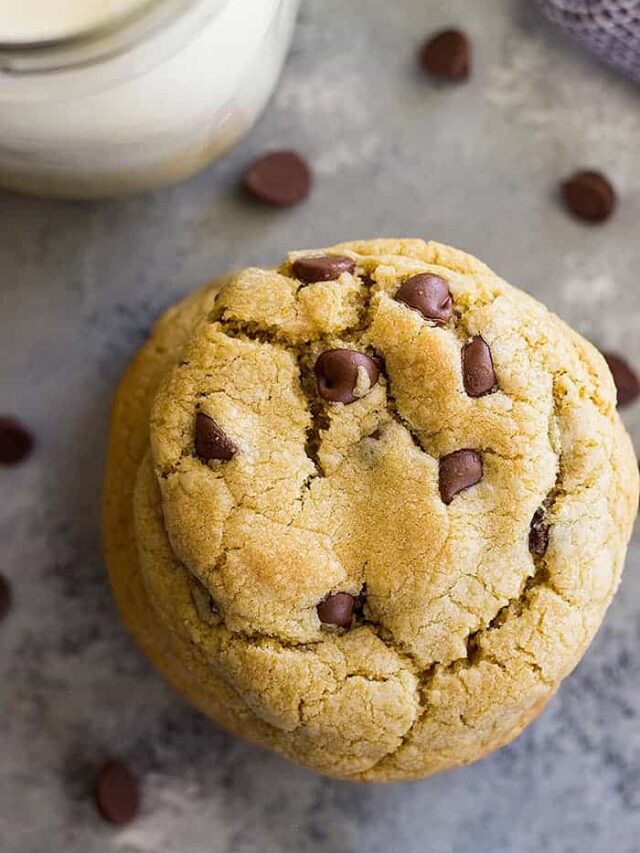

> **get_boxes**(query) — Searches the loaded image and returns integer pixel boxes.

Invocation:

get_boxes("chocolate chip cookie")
[103,239,638,781]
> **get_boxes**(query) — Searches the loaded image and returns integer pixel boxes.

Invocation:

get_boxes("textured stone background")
[1,1,639,851]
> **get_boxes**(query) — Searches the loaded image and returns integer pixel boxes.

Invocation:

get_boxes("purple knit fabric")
[535,0,640,81]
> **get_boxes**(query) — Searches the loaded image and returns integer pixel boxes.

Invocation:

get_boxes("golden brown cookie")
[103,239,638,781]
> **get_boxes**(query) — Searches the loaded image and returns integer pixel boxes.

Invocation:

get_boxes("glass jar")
[0,0,299,198]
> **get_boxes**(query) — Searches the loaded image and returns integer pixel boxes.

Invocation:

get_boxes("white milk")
[0,0,146,42]
[0,0,299,198]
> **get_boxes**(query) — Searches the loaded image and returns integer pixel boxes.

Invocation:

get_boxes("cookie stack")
[103,239,638,781]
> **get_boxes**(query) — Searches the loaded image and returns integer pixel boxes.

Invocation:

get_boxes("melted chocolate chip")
[195,412,237,462]
[439,449,483,504]
[0,417,34,465]
[562,170,616,223]
[602,352,640,408]
[95,762,140,825]
[317,592,355,628]
[419,29,470,81]
[395,274,453,324]
[292,255,356,283]
[529,508,550,557]
[462,336,497,397]
[314,350,380,404]
[243,150,312,207]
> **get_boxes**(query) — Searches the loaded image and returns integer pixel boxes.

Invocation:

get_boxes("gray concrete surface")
[1,1,639,851]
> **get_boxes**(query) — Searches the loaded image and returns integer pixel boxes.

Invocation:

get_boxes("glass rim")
[0,0,229,76]
[0,0,200,53]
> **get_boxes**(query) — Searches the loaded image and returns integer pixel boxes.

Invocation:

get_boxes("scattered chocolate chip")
[561,170,616,223]
[439,449,483,504]
[0,416,34,465]
[243,150,312,207]
[292,255,356,283]
[195,412,237,462]
[314,350,380,404]
[0,574,11,621]
[317,592,355,628]
[368,428,383,440]
[529,508,550,557]
[602,352,640,408]
[462,336,497,397]
[395,274,453,324]
[419,29,470,81]
[94,761,139,825]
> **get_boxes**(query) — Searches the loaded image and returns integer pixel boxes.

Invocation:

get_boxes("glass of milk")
[0,0,299,198]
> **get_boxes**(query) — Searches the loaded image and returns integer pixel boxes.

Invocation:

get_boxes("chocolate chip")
[529,508,550,557]
[395,274,453,324]
[94,761,140,825]
[314,350,380,404]
[243,150,312,207]
[462,336,497,397]
[317,592,355,628]
[602,352,640,408]
[0,574,11,621]
[439,449,483,504]
[368,428,383,440]
[292,255,356,283]
[195,412,237,462]
[0,416,34,465]
[561,170,616,223]
[419,29,470,81]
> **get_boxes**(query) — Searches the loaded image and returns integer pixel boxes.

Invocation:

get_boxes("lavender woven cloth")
[535,0,640,82]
